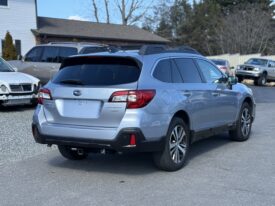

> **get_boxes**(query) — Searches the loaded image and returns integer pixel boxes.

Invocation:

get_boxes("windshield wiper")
[59,79,84,85]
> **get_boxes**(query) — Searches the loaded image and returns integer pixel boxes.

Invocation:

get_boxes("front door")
[195,59,238,126]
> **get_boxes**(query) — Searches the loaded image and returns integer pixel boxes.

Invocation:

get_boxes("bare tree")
[104,0,110,24]
[220,4,272,54]
[89,0,153,25]
[115,0,152,25]
[92,0,99,23]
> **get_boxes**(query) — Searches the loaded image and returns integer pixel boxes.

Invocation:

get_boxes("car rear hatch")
[42,56,141,128]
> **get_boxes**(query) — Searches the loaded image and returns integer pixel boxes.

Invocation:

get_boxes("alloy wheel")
[241,108,251,137]
[169,125,187,164]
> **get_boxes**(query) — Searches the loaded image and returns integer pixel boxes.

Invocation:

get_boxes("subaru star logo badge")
[73,90,82,96]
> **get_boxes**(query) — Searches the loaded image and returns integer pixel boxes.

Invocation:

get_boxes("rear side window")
[53,57,141,86]
[80,47,108,54]
[153,59,172,83]
[25,47,43,62]
[173,58,202,83]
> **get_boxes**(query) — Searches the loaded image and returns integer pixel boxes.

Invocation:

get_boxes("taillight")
[109,90,156,109]
[38,88,52,104]
[220,66,227,71]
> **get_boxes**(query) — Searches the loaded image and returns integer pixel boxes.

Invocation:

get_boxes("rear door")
[172,58,216,131]
[43,56,141,128]
[195,59,238,126]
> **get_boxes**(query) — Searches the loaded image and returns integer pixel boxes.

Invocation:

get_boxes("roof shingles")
[33,17,169,43]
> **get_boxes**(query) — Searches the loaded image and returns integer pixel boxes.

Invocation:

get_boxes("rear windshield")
[212,60,226,66]
[53,57,141,86]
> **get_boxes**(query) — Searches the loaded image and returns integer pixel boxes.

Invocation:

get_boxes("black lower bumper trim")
[32,124,165,153]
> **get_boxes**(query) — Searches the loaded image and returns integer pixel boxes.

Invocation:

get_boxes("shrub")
[2,31,17,60]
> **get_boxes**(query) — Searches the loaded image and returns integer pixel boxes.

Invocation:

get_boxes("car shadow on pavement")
[0,105,35,112]
[48,133,232,174]
[188,133,231,160]
[48,152,158,175]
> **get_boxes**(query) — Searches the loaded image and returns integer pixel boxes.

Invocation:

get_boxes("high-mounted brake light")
[109,90,156,109]
[38,88,52,104]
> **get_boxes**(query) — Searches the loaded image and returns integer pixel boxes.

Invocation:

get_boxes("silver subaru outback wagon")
[32,45,256,171]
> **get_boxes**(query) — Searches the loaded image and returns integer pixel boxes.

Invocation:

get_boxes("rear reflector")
[130,134,136,146]
[38,88,52,104]
[109,90,156,109]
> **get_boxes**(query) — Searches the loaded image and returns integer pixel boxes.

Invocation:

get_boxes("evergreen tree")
[156,17,173,40]
[2,31,17,60]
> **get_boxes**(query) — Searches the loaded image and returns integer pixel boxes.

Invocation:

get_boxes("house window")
[15,40,21,56]
[0,0,8,6]
[1,39,4,55]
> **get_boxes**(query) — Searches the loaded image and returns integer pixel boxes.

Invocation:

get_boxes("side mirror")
[268,64,272,68]
[13,67,18,72]
[228,76,238,86]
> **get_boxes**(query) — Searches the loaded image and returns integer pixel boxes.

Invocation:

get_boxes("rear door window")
[41,47,59,63]
[174,58,202,83]
[58,47,78,63]
[53,57,141,86]
[171,60,183,83]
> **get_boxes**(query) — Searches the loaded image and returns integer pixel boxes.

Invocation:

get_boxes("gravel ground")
[0,106,52,165]
[0,83,273,165]
[0,103,274,206]
[0,85,275,205]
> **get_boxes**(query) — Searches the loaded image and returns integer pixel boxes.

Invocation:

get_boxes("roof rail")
[47,42,107,46]
[139,45,168,55]
[171,46,201,55]
[138,45,201,55]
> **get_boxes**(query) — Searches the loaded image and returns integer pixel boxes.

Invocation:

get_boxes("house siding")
[0,0,36,56]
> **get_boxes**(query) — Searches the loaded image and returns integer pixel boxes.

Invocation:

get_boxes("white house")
[0,0,37,56]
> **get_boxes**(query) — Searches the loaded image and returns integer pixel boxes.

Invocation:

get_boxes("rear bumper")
[32,124,165,153]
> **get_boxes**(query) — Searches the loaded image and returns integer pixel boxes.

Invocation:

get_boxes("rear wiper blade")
[59,79,84,85]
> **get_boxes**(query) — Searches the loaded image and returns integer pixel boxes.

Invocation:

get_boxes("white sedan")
[0,57,40,106]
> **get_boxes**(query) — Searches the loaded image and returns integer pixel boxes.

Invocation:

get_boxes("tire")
[153,117,190,171]
[58,145,88,160]
[31,98,38,107]
[237,77,243,83]
[229,102,252,141]
[256,73,267,86]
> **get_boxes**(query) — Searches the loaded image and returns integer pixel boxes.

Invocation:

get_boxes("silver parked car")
[235,58,275,86]
[9,42,108,85]
[211,59,232,76]
[32,45,256,171]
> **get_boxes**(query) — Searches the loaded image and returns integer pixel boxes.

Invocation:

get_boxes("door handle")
[212,92,220,97]
[182,91,192,97]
